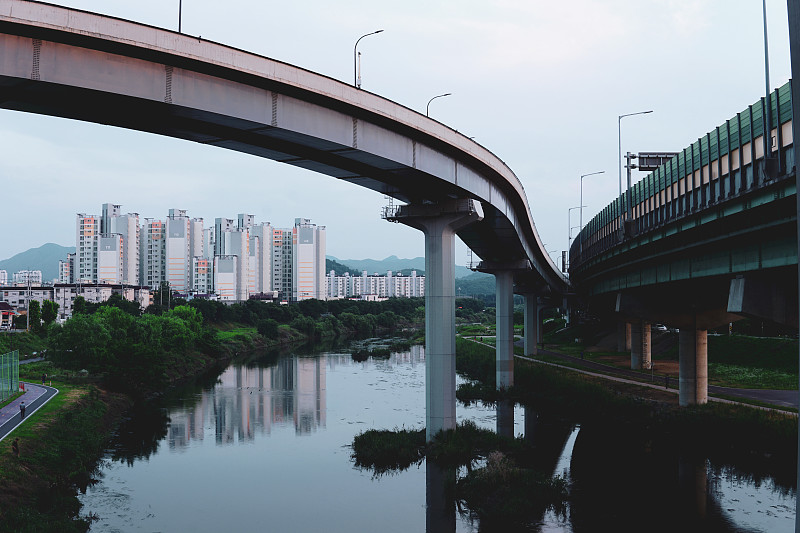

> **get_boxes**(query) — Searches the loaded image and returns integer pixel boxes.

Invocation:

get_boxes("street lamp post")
[618,110,653,212]
[354,30,384,88]
[567,205,586,253]
[579,171,605,257]
[426,93,452,117]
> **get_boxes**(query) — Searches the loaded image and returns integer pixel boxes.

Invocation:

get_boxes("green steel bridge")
[569,82,797,406]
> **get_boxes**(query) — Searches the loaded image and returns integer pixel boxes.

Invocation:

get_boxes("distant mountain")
[0,243,74,282]
[455,271,496,297]
[328,255,476,279]
[326,258,360,276]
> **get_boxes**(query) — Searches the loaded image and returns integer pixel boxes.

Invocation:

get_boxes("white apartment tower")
[192,257,213,294]
[101,204,140,285]
[292,218,326,301]
[166,209,191,293]
[271,227,293,300]
[249,222,273,294]
[222,229,250,301]
[97,234,124,284]
[141,218,165,289]
[76,213,98,283]
[214,255,238,301]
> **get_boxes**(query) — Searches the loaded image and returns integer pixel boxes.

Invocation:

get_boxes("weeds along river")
[78,341,795,532]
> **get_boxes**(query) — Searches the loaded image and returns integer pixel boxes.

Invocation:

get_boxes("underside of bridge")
[0,2,569,441]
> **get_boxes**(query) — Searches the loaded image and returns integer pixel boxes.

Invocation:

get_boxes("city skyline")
[0,0,792,268]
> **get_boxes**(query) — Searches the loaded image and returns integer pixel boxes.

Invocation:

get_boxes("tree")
[28,300,41,334]
[73,296,87,315]
[257,318,280,338]
[41,300,59,328]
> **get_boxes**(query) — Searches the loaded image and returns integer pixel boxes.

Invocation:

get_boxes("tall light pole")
[426,93,451,117]
[762,0,773,167]
[354,30,384,88]
[618,110,653,211]
[579,171,605,257]
[178,0,182,33]
[567,205,585,253]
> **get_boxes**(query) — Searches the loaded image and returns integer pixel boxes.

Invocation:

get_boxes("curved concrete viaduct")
[0,0,566,438]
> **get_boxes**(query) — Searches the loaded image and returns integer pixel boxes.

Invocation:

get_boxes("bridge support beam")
[630,320,651,370]
[385,200,482,441]
[617,322,631,352]
[478,260,529,388]
[679,328,708,406]
[495,270,515,389]
[523,294,539,356]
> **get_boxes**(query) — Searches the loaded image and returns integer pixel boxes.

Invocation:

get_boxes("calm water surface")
[79,343,795,532]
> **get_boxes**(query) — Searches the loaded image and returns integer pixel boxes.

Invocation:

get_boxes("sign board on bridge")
[637,152,679,172]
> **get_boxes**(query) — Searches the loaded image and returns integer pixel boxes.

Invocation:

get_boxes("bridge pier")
[385,200,482,441]
[616,321,631,352]
[495,270,515,389]
[679,328,708,406]
[478,261,529,388]
[523,293,540,356]
[630,320,651,370]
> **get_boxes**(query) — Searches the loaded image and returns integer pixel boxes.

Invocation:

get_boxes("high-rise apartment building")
[97,234,124,284]
[110,212,140,285]
[0,270,7,286]
[292,218,326,301]
[166,209,191,293]
[76,213,98,283]
[192,257,213,294]
[140,218,165,289]
[249,222,273,294]
[213,255,237,301]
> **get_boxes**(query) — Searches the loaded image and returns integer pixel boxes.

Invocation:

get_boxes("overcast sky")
[0,0,793,266]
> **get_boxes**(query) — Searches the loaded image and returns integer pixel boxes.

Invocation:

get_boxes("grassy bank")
[0,381,132,532]
[457,337,797,482]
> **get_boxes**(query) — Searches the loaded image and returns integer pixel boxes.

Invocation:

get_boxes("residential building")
[213,255,237,301]
[76,213,98,283]
[97,234,123,284]
[166,209,191,293]
[292,218,326,301]
[325,270,424,299]
[0,270,7,286]
[141,218,165,289]
[12,270,43,285]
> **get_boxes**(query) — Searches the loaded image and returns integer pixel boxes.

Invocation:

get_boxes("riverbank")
[0,327,314,532]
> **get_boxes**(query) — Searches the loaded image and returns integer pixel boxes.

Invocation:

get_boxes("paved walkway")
[0,382,59,441]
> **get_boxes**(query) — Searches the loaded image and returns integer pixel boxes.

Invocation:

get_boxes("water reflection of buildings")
[168,357,327,449]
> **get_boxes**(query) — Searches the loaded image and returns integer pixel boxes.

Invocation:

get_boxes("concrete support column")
[630,320,651,370]
[679,328,708,406]
[616,321,632,352]
[385,200,482,441]
[523,294,539,356]
[625,322,632,351]
[495,270,514,389]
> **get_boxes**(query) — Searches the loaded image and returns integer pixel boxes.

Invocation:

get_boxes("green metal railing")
[0,350,20,403]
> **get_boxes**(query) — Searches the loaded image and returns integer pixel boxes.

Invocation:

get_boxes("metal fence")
[0,350,20,403]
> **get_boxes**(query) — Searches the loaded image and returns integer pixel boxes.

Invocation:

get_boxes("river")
[78,342,796,532]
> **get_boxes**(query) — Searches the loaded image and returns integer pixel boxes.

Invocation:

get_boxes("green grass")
[708,363,797,389]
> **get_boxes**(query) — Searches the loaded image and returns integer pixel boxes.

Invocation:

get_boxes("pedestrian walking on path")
[19,401,26,418]
[12,438,19,457]
[41,373,47,385]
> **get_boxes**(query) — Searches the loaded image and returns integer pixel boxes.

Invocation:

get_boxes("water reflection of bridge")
[167,357,328,448]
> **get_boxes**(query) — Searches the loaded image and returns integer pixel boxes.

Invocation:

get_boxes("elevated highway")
[570,82,797,406]
[0,0,565,438]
